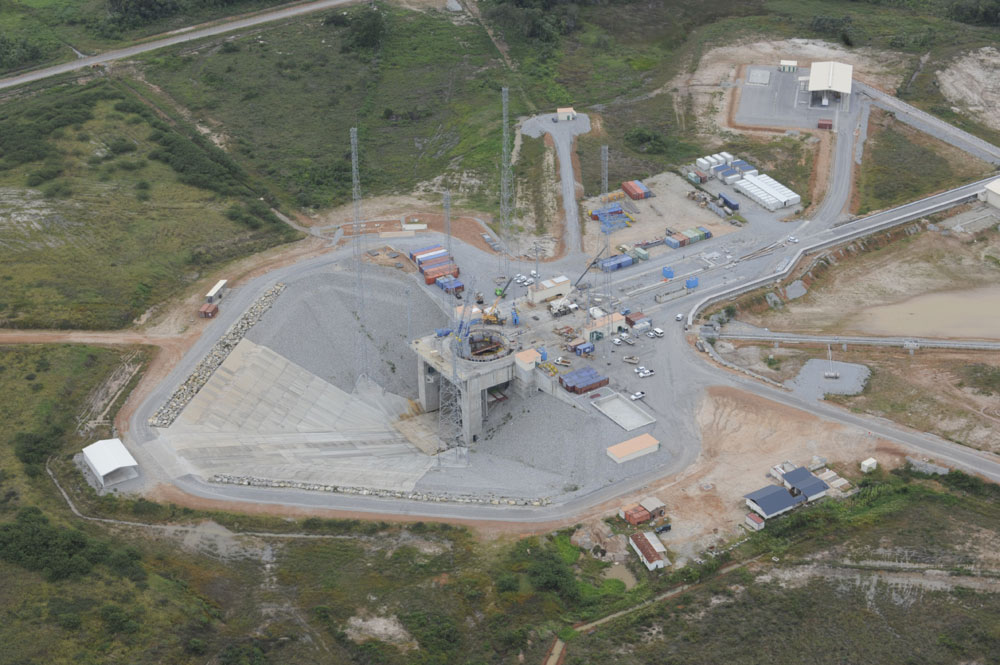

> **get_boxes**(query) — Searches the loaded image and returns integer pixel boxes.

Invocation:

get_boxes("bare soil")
[936,47,1000,132]
[740,227,1000,334]
[674,38,909,142]
[718,343,1000,454]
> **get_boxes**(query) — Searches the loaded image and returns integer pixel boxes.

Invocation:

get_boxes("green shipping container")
[634,247,649,260]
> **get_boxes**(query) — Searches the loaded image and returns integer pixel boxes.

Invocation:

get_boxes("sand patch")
[937,47,1000,132]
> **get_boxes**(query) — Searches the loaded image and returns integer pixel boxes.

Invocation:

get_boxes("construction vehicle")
[572,247,607,290]
[475,292,485,304]
[494,276,514,297]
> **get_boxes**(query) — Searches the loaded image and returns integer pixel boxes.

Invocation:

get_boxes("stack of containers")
[696,226,713,239]
[559,367,609,394]
[423,263,460,285]
[695,157,711,171]
[633,247,649,260]
[419,253,451,273]
[720,168,742,185]
[408,244,442,261]
[436,276,464,294]
[590,204,624,220]
[622,181,643,199]
[635,181,651,198]
[598,255,634,272]
[710,163,729,179]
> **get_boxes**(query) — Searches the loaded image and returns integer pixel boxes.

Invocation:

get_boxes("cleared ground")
[717,343,1000,454]
[736,222,1000,336]
[937,46,1000,133]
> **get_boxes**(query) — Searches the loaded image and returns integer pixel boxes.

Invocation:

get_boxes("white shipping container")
[719,151,734,164]
[723,173,742,185]
[696,157,711,171]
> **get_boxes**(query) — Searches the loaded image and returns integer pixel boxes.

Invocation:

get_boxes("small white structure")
[629,532,667,571]
[639,496,666,518]
[82,438,139,488]
[556,107,577,121]
[861,457,878,474]
[983,178,1000,210]
[745,512,765,531]
[778,59,798,72]
[206,279,228,304]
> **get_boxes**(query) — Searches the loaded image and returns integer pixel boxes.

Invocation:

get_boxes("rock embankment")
[151,284,286,427]
[209,473,551,506]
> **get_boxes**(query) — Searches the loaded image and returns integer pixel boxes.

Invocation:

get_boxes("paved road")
[522,113,591,256]
[856,81,1000,165]
[719,331,1000,350]
[0,0,357,91]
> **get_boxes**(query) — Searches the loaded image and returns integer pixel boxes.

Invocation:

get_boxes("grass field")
[856,109,996,213]
[141,5,514,212]
[0,79,297,329]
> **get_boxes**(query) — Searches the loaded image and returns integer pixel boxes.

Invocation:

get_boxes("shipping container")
[695,157,711,171]
[662,267,674,278]
[697,226,713,239]
[423,264,459,284]
[665,236,680,249]
[719,193,739,211]
[635,181,650,194]
[685,276,699,289]
[419,256,452,273]
[720,151,734,164]
[634,247,649,260]
[673,233,688,247]
[687,172,701,185]
[416,249,449,264]
[818,118,833,129]
[408,244,442,261]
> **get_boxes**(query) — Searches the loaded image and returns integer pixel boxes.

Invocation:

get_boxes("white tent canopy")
[82,438,139,488]
[808,61,853,94]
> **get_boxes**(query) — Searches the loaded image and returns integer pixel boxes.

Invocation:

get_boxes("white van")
[675,313,684,321]
[652,328,665,337]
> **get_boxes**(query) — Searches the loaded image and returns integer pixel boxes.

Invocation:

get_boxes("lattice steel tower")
[350,127,369,380]
[443,189,452,255]
[498,86,513,278]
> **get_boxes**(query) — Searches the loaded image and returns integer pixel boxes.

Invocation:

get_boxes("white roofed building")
[82,438,139,488]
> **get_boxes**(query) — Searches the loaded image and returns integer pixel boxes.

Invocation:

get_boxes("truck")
[549,298,579,318]
[622,355,639,364]
[553,357,572,367]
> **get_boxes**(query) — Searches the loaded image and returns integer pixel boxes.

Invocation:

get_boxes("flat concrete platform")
[162,339,434,491]
[590,392,656,431]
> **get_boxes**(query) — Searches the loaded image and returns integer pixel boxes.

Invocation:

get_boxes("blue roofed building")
[744,485,805,519]
[782,466,830,502]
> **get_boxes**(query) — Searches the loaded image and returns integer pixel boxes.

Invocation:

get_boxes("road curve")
[0,0,358,92]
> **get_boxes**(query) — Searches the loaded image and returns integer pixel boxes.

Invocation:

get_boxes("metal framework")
[443,189,452,255]
[498,86,513,279]
[601,144,609,196]
[350,127,369,380]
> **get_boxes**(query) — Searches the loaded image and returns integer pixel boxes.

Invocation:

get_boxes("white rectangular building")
[82,438,139,488]
[984,178,1000,210]
[629,532,667,571]
[206,279,228,304]
[528,275,570,304]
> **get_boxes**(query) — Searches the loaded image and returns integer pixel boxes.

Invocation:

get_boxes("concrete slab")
[590,392,656,431]
[162,339,434,491]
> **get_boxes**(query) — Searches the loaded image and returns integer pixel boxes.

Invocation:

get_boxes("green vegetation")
[0,80,296,329]
[722,133,816,210]
[567,469,1000,664]
[143,5,511,210]
[961,362,1000,395]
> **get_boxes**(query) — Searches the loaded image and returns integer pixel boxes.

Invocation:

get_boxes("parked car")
[646,331,656,338]
[630,391,646,401]
[611,338,622,346]
[675,313,684,321]
[530,270,539,278]
[788,236,799,243]
[634,366,646,374]
[652,328,665,337]
[655,524,672,534]
[524,278,535,286]
[638,369,655,378]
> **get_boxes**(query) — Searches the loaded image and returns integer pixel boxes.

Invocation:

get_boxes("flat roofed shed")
[82,438,139,488]
[607,433,659,463]
[808,61,853,94]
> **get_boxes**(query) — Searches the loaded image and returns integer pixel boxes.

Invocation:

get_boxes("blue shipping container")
[662,267,675,278]
[435,328,452,337]
[696,226,713,239]
[685,277,699,289]
[417,250,449,264]
[619,256,634,268]
[636,181,650,193]
[719,194,739,211]
[538,347,547,362]
[665,237,680,249]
